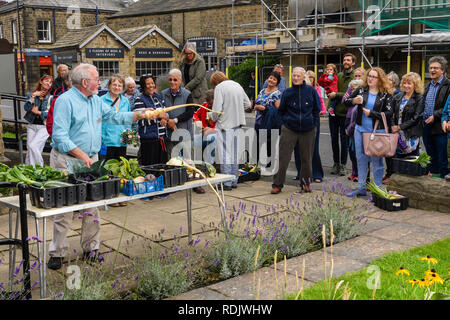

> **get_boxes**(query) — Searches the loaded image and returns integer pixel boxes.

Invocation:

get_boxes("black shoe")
[83,250,104,263]
[330,163,340,175]
[231,185,237,189]
[47,257,64,270]
[217,184,232,191]
[193,187,205,194]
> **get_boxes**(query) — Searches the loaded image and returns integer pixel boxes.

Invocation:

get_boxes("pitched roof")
[110,0,255,18]
[115,24,181,49]
[49,23,131,50]
[0,0,127,14]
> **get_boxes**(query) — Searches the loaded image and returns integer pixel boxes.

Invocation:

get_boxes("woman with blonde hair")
[344,67,394,197]
[179,42,208,104]
[383,72,425,183]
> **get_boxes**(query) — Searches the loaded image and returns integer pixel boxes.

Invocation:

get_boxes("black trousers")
[138,138,168,166]
[328,115,348,165]
[105,146,127,161]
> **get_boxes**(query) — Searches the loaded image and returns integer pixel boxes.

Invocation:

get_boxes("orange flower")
[406,279,419,287]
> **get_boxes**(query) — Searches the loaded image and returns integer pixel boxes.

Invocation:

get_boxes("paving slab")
[365,207,426,222]
[166,287,232,300]
[101,206,207,242]
[277,247,369,283]
[330,235,410,264]
[207,266,315,300]
[0,213,80,244]
[366,223,449,247]
[359,217,395,234]
[402,212,450,233]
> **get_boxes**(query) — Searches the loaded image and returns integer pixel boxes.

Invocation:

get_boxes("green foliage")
[134,247,196,300]
[285,237,450,300]
[228,56,279,93]
[208,235,263,280]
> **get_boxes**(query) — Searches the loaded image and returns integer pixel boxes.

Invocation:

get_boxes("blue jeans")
[422,125,449,178]
[354,127,385,190]
[216,128,240,187]
[294,122,324,181]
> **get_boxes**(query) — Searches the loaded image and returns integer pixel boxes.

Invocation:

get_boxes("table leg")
[8,209,13,291]
[186,189,192,243]
[35,218,44,299]
[42,217,47,298]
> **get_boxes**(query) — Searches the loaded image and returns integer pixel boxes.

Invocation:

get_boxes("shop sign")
[39,56,52,66]
[135,48,173,58]
[85,48,124,58]
[52,51,77,64]
[187,37,217,56]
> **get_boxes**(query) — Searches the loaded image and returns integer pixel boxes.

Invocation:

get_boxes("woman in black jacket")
[384,72,424,182]
[344,67,394,198]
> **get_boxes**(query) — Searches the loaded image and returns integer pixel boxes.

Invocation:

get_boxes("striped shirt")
[423,76,444,119]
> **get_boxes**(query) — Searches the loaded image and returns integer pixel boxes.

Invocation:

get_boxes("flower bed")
[16,183,373,300]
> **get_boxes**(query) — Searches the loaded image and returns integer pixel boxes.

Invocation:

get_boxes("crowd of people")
[20,45,450,270]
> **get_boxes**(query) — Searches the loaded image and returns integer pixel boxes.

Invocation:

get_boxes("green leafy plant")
[413,151,431,168]
[104,157,145,180]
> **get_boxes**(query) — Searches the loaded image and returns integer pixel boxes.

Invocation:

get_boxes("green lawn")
[286,237,450,300]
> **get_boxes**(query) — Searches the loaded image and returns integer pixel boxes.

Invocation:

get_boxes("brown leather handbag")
[362,112,398,157]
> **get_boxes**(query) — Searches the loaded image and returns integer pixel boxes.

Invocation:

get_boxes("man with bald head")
[271,67,320,194]
[52,64,69,95]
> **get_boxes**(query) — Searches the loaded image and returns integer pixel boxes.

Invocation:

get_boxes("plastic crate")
[140,164,187,188]
[392,158,428,176]
[29,180,87,209]
[372,193,409,212]
[74,175,121,201]
[120,175,164,196]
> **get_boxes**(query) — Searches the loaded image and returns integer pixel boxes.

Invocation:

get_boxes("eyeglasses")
[185,52,194,56]
[86,78,100,83]
[169,78,179,82]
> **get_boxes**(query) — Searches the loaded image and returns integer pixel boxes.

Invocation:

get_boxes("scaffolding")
[229,0,450,95]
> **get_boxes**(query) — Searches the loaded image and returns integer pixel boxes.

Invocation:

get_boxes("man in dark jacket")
[327,53,356,176]
[422,56,450,178]
[51,64,69,95]
[271,67,320,194]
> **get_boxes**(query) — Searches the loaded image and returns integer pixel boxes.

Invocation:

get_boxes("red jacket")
[46,86,66,136]
[318,73,338,95]
[193,102,216,129]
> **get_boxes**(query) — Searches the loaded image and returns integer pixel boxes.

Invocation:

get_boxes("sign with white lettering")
[187,37,217,56]
[85,48,124,58]
[135,48,173,58]
[52,51,77,64]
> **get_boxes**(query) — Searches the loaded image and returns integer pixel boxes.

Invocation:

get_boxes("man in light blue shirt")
[48,63,147,270]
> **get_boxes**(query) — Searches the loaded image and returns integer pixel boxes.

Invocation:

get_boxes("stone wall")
[388,174,450,213]
[108,4,264,59]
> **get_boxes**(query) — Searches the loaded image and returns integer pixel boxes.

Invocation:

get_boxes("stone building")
[106,0,290,70]
[0,0,128,94]
[49,22,182,81]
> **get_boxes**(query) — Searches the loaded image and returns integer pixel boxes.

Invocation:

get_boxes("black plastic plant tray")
[29,180,87,209]
[140,164,187,188]
[392,158,428,176]
[372,193,409,212]
[73,175,121,201]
